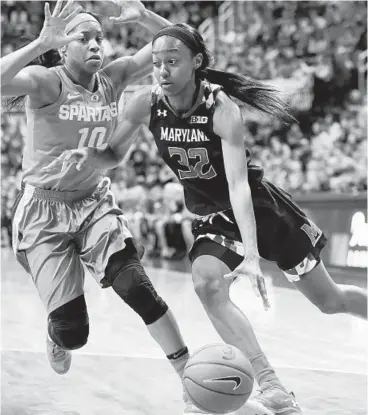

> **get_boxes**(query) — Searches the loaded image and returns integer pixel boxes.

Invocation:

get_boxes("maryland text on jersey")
[160,127,210,142]
[58,102,118,122]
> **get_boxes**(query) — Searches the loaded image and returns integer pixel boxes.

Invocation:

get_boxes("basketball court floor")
[1,247,367,415]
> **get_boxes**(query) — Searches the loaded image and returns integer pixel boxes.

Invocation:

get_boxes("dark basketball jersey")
[149,81,263,216]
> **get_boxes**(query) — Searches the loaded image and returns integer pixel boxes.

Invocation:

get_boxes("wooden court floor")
[1,247,367,415]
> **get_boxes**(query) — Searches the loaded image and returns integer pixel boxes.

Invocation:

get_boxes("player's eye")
[169,59,177,65]
[153,61,160,67]
[96,37,103,44]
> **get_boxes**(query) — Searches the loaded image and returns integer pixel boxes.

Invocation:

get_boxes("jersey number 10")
[168,147,217,180]
[78,127,107,148]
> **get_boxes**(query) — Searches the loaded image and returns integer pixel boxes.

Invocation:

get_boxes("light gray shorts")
[13,178,132,314]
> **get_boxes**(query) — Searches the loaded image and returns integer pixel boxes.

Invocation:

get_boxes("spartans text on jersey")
[160,127,210,143]
[59,102,118,122]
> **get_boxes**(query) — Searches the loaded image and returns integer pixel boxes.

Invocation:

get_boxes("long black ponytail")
[153,23,295,123]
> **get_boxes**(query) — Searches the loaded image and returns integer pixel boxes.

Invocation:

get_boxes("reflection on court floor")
[1,248,367,415]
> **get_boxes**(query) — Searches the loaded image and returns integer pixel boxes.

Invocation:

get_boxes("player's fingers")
[258,277,270,310]
[44,3,51,21]
[52,0,64,16]
[42,160,59,171]
[249,275,260,297]
[59,0,74,17]
[62,158,73,171]
[65,5,83,22]
[76,156,87,171]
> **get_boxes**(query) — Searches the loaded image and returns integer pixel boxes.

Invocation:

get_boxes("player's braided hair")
[153,23,295,123]
[6,11,102,110]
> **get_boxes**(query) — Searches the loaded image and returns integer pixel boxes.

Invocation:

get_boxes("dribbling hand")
[108,0,148,24]
[42,148,91,173]
[224,258,270,310]
[39,0,83,50]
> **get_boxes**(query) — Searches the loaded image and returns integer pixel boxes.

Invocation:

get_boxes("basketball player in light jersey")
[50,23,368,415]
[0,3,212,413]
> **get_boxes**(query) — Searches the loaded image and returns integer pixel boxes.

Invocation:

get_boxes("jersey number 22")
[168,147,217,180]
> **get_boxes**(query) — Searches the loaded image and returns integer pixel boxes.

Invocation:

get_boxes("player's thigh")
[191,238,242,299]
[293,260,344,310]
[26,240,84,314]
[78,208,133,284]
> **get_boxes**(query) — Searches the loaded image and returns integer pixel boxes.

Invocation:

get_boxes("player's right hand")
[42,148,91,173]
[38,0,83,50]
[224,258,270,310]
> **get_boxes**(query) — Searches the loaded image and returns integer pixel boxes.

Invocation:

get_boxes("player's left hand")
[42,148,91,173]
[224,258,270,310]
[108,0,148,24]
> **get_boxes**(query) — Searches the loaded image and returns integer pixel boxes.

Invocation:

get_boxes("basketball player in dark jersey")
[45,23,367,415]
[0,4,216,413]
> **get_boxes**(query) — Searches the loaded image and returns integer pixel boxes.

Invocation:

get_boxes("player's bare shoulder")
[123,85,152,125]
[24,65,61,107]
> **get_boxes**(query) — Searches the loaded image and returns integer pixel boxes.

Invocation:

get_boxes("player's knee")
[48,295,89,350]
[192,264,226,306]
[105,247,168,325]
[315,292,346,315]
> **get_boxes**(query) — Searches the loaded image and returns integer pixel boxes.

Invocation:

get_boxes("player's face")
[152,36,196,97]
[64,21,104,74]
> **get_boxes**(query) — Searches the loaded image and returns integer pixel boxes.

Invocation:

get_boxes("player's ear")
[193,53,203,70]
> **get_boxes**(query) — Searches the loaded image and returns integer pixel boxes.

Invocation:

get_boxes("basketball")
[183,343,254,414]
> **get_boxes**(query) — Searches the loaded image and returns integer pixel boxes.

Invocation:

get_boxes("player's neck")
[166,80,198,115]
[63,65,98,92]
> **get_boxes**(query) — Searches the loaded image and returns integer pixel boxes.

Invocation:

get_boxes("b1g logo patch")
[190,116,208,124]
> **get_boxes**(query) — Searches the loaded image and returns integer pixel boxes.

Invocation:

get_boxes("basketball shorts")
[189,179,327,282]
[12,178,132,313]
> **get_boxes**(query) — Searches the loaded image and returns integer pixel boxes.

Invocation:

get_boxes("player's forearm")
[90,146,123,170]
[138,9,171,33]
[229,183,260,260]
[1,38,48,86]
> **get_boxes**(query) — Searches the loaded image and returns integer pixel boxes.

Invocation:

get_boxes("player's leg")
[13,189,89,375]
[294,261,367,319]
[190,241,286,389]
[259,180,368,320]
[77,183,190,379]
[283,231,367,319]
[190,244,299,415]
[25,240,88,375]
[190,204,302,414]
[102,238,189,375]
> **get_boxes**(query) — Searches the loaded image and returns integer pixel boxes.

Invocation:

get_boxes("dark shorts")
[189,179,327,282]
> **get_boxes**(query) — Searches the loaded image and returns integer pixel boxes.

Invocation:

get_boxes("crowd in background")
[1,1,367,258]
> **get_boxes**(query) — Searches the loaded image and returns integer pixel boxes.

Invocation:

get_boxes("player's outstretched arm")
[42,86,151,173]
[103,1,171,92]
[214,92,270,309]
[1,0,82,97]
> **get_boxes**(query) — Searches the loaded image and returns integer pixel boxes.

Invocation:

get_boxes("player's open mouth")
[161,83,172,87]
